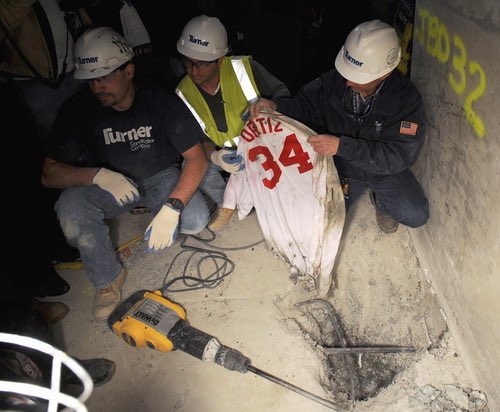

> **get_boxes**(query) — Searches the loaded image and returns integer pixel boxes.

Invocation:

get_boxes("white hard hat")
[335,20,401,84]
[73,27,134,80]
[177,15,228,61]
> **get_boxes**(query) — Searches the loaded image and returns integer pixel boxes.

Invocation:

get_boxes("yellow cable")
[116,234,143,252]
[54,234,143,271]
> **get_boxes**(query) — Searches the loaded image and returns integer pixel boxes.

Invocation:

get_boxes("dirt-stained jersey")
[228,111,345,295]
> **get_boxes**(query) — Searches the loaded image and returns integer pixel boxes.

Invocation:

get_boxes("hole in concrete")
[294,298,416,404]
[325,348,407,402]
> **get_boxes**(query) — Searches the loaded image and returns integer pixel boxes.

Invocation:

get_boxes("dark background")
[0,0,408,269]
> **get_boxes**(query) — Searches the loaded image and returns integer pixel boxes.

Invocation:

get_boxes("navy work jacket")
[273,68,425,180]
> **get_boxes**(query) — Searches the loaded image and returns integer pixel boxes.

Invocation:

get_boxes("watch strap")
[165,197,184,213]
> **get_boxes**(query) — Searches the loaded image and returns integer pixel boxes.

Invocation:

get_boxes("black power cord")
[160,229,265,293]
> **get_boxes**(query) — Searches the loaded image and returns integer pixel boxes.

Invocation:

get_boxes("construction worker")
[175,15,290,230]
[250,20,429,233]
[41,27,210,321]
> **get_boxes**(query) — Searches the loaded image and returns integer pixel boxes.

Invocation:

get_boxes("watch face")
[167,198,184,212]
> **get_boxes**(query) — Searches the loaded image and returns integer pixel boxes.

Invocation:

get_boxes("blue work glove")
[210,149,245,173]
[144,205,180,251]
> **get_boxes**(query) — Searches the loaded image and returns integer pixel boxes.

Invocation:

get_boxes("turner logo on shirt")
[103,126,153,144]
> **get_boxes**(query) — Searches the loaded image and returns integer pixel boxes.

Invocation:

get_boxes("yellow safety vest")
[176,56,260,148]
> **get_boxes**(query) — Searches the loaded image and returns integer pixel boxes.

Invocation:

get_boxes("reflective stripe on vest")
[224,136,239,148]
[230,58,258,103]
[176,89,207,135]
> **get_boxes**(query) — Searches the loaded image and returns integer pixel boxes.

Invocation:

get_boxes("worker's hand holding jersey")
[144,205,180,251]
[211,149,245,173]
[92,168,139,206]
[249,97,277,120]
[307,135,341,156]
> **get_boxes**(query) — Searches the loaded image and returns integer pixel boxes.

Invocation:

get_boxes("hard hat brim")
[73,66,116,80]
[335,47,385,85]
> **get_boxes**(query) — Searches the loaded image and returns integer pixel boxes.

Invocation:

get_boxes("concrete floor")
[49,192,477,412]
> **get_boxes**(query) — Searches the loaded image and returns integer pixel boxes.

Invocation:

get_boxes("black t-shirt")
[46,81,205,181]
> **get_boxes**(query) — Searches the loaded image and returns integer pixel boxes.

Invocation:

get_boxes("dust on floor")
[51,192,489,411]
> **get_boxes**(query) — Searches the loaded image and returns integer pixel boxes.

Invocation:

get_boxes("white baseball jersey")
[226,112,345,295]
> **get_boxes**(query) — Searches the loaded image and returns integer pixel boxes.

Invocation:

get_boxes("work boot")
[369,191,399,234]
[0,305,51,342]
[32,299,69,324]
[0,348,45,409]
[62,357,116,387]
[32,262,70,298]
[93,268,127,322]
[207,207,234,231]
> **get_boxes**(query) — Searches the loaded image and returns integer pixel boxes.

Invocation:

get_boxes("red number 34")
[247,133,313,189]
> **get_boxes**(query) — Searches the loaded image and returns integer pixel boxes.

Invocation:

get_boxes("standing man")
[250,20,429,233]
[175,15,290,230]
[42,27,209,321]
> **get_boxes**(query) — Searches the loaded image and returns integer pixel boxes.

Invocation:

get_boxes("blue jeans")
[54,166,209,288]
[194,161,226,207]
[344,169,429,228]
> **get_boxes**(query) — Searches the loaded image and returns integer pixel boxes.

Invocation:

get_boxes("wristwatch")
[165,197,184,213]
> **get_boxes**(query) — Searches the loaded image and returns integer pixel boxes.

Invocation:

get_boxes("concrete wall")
[410,0,500,408]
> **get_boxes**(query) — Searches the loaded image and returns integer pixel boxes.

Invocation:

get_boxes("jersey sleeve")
[227,172,254,219]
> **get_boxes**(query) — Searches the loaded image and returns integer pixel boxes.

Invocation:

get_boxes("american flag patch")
[400,121,418,136]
